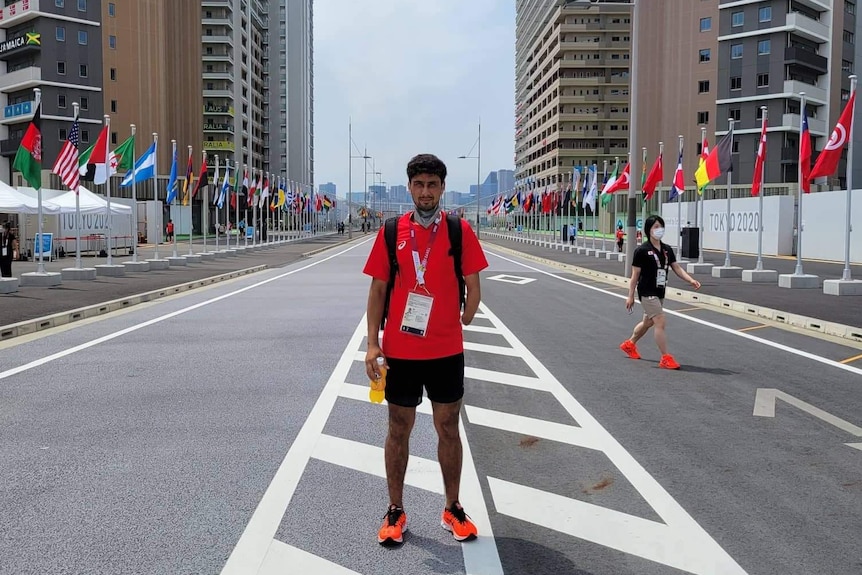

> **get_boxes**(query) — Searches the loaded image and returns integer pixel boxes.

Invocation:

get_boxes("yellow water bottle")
[369,356,386,403]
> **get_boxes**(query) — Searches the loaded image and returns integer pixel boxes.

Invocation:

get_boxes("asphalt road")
[1,236,859,574]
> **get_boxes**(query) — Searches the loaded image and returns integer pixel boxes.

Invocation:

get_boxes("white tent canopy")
[0,181,60,215]
[19,186,131,215]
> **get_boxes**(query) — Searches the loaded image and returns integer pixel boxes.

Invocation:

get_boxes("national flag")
[751,117,768,197]
[217,164,230,209]
[165,147,179,205]
[668,151,685,201]
[248,174,258,207]
[571,168,581,206]
[601,162,629,206]
[84,127,112,185]
[640,150,647,190]
[52,112,80,192]
[697,137,710,195]
[120,142,156,187]
[181,150,194,206]
[800,110,812,193]
[113,135,135,172]
[258,176,270,208]
[809,91,855,182]
[192,155,209,198]
[642,153,663,201]
[315,193,323,212]
[322,195,333,210]
[522,191,533,213]
[695,129,733,190]
[583,165,598,213]
[13,101,42,190]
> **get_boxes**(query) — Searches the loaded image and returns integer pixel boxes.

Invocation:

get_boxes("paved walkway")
[481,231,862,330]
[0,233,356,328]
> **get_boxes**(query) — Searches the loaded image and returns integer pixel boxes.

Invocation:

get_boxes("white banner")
[800,189,862,263]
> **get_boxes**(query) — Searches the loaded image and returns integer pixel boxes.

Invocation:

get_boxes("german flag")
[695,128,733,190]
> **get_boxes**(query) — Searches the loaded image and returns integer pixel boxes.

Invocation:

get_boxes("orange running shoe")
[620,339,641,360]
[377,505,407,546]
[441,502,478,541]
[659,354,681,370]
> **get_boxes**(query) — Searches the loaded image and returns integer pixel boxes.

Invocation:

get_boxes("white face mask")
[651,227,665,240]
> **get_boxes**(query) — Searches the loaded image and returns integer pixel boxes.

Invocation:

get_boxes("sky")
[313,0,516,202]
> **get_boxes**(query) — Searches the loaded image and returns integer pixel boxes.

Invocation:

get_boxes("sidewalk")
[0,233,353,330]
[481,231,862,332]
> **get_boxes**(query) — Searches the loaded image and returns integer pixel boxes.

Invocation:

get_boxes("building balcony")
[203,104,235,116]
[202,0,230,6]
[0,136,23,157]
[786,12,829,43]
[203,88,233,98]
[1,100,34,124]
[782,113,827,135]
[784,45,828,74]
[0,66,40,92]
[203,140,235,152]
[791,0,832,13]
[203,53,233,64]
[784,79,827,103]
[204,122,235,133]
[202,35,232,44]
[0,0,40,29]
[203,71,233,81]
[202,18,232,28]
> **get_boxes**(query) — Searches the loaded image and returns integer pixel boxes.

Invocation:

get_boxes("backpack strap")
[445,212,466,310]
[381,216,400,329]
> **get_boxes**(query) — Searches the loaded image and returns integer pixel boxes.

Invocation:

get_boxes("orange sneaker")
[620,339,641,360]
[377,505,407,546]
[659,354,681,370]
[441,502,478,541]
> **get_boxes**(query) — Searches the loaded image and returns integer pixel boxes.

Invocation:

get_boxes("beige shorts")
[641,296,664,319]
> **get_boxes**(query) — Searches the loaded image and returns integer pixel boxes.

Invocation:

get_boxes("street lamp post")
[347,120,370,239]
[458,118,482,238]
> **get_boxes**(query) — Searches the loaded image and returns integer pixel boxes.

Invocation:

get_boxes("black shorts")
[384,353,465,408]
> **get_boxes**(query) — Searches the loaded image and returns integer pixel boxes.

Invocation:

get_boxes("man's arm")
[671,262,701,290]
[365,278,388,379]
[461,273,481,325]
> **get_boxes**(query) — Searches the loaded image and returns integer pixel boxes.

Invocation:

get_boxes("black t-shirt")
[1,231,15,260]
[632,241,676,300]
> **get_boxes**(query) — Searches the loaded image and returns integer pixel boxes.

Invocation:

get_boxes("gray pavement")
[0,237,859,574]
[481,232,862,330]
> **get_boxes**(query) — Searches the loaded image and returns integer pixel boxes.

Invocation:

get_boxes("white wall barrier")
[800,189,862,264]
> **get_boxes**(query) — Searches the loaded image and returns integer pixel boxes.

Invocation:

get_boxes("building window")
[732,11,744,27]
[111,100,117,113]
[77,0,86,11]
[698,80,710,93]
[58,95,67,108]
[697,111,709,124]
[110,68,116,81]
[732,141,740,153]
[731,44,743,59]
[759,6,772,22]
[55,0,64,6]
[56,26,65,41]
[700,17,711,32]
[111,132,117,145]
[730,76,742,90]
[843,59,855,73]
[844,31,855,44]
[699,48,711,62]
[57,61,66,75]
[81,129,89,143]
[78,30,88,45]
[109,35,116,49]
[80,97,88,110]
[847,1,856,15]
[59,128,67,141]
[756,107,765,120]
[758,39,770,55]
[79,64,88,77]
[757,73,769,87]
[696,143,703,155]
[730,108,741,121]
[108,2,115,16]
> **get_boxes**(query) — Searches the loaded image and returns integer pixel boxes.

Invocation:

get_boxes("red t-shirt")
[363,212,489,360]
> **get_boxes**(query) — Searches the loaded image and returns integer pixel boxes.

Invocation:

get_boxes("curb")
[483,240,862,344]
[301,236,361,258]
[0,265,267,342]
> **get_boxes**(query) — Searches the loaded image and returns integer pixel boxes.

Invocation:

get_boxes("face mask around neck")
[414,205,442,228]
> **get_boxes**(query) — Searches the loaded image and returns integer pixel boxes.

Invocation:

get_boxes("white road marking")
[485,248,862,377]
[464,405,596,449]
[847,443,862,451]
[488,478,741,575]
[463,341,521,357]
[753,388,862,438]
[312,434,444,495]
[475,302,748,574]
[486,274,537,285]
[464,366,549,391]
[339,382,433,415]
[462,324,502,334]
[258,540,362,575]
[0,238,374,383]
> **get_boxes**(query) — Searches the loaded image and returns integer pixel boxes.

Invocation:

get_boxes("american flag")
[52,115,80,192]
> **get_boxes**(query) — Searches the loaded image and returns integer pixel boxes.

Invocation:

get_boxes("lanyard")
[409,213,442,287]
[650,248,668,271]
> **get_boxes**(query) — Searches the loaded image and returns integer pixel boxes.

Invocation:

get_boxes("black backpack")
[381,213,465,330]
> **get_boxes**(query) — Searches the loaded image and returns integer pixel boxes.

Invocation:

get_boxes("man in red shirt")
[363,154,488,547]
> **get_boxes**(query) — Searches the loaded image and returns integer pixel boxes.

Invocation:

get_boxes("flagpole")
[153,133,160,261]
[794,95,806,276]
[640,147,646,248]
[187,146,194,255]
[104,115,114,267]
[242,164,247,247]
[73,102,82,269]
[171,140,178,259]
[841,75,857,281]
[130,124,138,263]
[676,135,683,259]
[203,150,209,254]
[756,108,767,271]
[34,88,45,274]
[253,168,258,246]
[698,127,707,265]
[657,141,664,235]
[215,156,221,253]
[723,119,734,268]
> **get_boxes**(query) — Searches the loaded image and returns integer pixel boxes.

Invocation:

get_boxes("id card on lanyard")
[650,249,668,288]
[1,235,6,258]
[400,214,442,337]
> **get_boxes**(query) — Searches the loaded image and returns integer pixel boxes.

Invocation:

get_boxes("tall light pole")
[363,149,372,233]
[458,118,481,237]
[347,120,370,238]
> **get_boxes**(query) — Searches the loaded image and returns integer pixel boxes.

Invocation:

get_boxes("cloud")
[314,0,515,202]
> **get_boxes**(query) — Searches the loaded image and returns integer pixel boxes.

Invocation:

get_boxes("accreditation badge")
[656,269,667,288]
[400,291,434,337]
[1,247,6,257]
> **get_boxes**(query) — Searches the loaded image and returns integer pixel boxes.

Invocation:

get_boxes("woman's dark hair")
[644,215,665,235]
[407,154,447,184]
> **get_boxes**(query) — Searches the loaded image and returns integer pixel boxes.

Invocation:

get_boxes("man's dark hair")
[407,154,447,184]
[644,215,665,235]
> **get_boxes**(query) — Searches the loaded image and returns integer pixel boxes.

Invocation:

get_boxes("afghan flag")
[13,101,42,190]
[695,128,733,190]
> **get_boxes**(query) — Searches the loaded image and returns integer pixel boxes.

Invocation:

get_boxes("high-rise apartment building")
[515,0,633,191]
[0,0,103,187]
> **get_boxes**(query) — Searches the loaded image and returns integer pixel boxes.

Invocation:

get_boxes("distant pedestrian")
[616,225,625,252]
[620,215,701,369]
[1,222,18,277]
[166,219,174,242]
